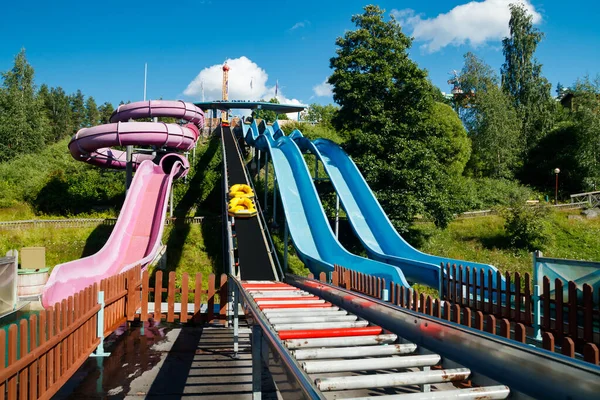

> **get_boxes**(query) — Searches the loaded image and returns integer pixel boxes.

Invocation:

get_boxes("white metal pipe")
[261,306,339,314]
[293,343,417,360]
[345,385,510,400]
[316,368,471,391]
[251,291,312,298]
[255,299,325,305]
[262,309,345,318]
[274,320,368,331]
[285,334,398,349]
[302,354,440,374]
[268,315,358,324]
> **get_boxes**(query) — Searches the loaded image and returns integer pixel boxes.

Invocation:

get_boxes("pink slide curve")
[42,101,204,308]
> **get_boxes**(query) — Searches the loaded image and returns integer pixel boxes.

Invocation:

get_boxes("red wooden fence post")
[181,273,189,324]
[515,323,526,343]
[562,337,575,358]
[584,343,599,365]
[486,315,497,335]
[543,332,555,352]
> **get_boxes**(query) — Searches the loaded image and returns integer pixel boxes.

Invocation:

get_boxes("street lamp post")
[554,168,560,205]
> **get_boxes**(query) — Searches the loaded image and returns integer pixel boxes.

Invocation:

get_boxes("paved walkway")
[54,320,281,399]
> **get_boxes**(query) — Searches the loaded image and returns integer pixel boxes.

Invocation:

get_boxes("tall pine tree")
[0,49,49,161]
[70,89,86,131]
[501,3,554,153]
[85,96,100,127]
[328,5,468,229]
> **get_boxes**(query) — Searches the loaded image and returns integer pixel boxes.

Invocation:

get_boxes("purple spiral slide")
[42,100,204,308]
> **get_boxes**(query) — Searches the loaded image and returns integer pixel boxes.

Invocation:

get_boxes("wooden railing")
[331,265,600,366]
[440,264,599,352]
[0,216,208,230]
[137,270,228,324]
[0,265,141,400]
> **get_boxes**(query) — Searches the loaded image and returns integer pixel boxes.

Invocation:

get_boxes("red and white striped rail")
[242,281,510,399]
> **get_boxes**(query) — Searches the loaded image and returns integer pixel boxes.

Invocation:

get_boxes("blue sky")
[1,0,599,107]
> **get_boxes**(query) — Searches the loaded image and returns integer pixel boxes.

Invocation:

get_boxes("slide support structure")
[272,176,278,227]
[283,220,289,273]
[252,324,263,399]
[335,194,340,238]
[91,291,111,358]
[125,145,133,194]
[264,152,269,212]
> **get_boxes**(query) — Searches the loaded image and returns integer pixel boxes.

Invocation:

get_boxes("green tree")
[0,49,49,162]
[38,84,73,142]
[501,3,554,153]
[306,103,338,127]
[98,102,114,124]
[328,5,458,229]
[468,84,522,178]
[85,96,100,127]
[253,97,282,123]
[421,102,471,176]
[458,53,521,178]
[70,90,86,130]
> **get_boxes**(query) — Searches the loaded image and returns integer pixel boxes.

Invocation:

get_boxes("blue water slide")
[286,126,504,290]
[240,121,411,287]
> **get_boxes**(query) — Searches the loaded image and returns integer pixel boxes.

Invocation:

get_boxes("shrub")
[503,203,549,250]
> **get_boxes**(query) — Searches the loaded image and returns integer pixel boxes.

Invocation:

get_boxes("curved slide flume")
[284,124,504,290]
[242,121,410,288]
[42,100,204,308]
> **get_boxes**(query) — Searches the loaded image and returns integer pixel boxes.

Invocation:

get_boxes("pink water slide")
[42,101,204,308]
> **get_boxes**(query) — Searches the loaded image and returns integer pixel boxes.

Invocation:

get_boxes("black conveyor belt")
[222,126,276,281]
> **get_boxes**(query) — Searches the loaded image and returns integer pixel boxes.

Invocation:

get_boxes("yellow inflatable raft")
[228,197,257,218]
[229,183,254,199]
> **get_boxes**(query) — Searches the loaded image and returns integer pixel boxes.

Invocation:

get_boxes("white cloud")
[183,56,303,120]
[313,78,333,97]
[392,0,541,53]
[290,20,310,31]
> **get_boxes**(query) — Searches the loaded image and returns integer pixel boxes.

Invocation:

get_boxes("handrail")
[287,274,600,400]
[231,125,284,280]
[570,190,600,198]
[220,124,233,275]
[228,276,324,399]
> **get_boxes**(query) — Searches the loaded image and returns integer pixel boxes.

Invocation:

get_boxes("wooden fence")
[0,216,207,231]
[331,265,600,366]
[440,264,599,351]
[137,270,228,324]
[0,265,141,400]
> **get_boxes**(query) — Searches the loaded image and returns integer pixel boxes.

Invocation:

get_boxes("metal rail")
[287,274,600,400]
[228,276,324,399]
[230,125,284,280]
[242,280,510,399]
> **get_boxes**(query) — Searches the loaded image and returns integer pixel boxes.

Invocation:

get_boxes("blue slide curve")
[240,120,411,288]
[281,123,503,290]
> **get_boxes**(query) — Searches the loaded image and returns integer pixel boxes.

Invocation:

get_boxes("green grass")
[0,224,113,268]
[407,209,600,277]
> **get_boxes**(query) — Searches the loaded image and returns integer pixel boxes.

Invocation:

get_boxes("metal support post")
[264,152,269,211]
[233,284,239,358]
[283,221,289,273]
[533,285,542,341]
[335,194,340,238]
[252,325,263,400]
[272,177,278,226]
[91,291,111,357]
[228,220,235,275]
[421,366,431,392]
[257,150,261,180]
[125,145,133,195]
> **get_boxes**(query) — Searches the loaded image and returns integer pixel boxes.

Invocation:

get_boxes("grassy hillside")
[407,209,600,276]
